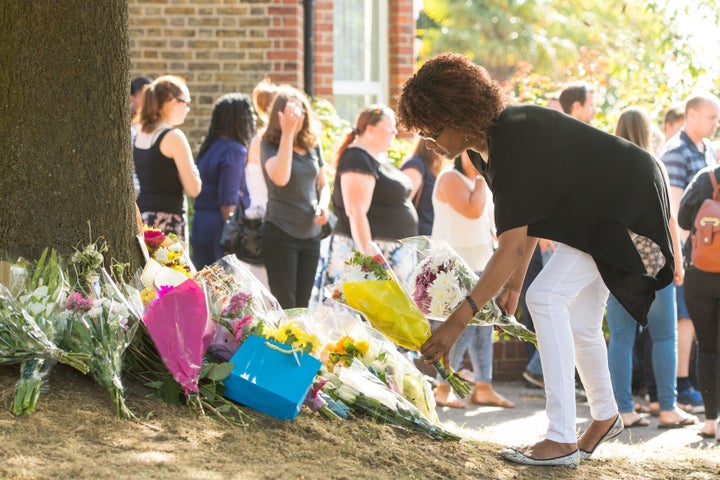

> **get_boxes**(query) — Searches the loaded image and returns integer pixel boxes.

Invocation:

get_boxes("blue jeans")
[606,283,677,413]
[437,325,494,384]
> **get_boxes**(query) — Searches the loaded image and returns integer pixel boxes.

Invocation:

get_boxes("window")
[333,0,388,123]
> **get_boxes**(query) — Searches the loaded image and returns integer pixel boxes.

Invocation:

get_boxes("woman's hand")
[496,286,521,316]
[313,206,329,225]
[278,101,305,136]
[420,303,471,366]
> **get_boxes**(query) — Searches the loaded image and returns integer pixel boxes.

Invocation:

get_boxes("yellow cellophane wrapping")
[343,280,431,352]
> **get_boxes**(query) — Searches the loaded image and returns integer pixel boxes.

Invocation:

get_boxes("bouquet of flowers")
[138,227,195,289]
[195,255,285,361]
[59,238,142,419]
[331,244,471,398]
[402,236,538,348]
[59,270,140,418]
[320,360,459,441]
[310,302,438,422]
[140,277,214,396]
[6,249,78,415]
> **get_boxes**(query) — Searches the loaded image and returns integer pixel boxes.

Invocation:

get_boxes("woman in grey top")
[261,85,330,308]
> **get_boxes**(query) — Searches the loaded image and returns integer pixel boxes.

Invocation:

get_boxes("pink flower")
[144,229,166,249]
[65,292,94,313]
[232,315,254,342]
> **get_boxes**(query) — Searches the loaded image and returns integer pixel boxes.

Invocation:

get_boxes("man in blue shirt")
[660,91,720,413]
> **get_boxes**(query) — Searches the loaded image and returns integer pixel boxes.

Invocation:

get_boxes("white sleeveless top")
[244,162,268,219]
[431,168,495,272]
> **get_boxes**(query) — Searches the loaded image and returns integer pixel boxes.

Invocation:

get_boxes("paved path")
[435,380,717,459]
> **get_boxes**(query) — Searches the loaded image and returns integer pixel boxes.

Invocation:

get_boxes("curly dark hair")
[197,93,256,157]
[396,53,506,138]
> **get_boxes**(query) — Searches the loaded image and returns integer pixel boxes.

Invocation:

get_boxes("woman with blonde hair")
[134,75,201,242]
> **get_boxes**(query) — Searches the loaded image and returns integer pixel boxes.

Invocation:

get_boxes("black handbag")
[321,211,338,239]
[220,200,264,265]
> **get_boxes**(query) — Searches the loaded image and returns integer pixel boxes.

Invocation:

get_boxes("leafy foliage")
[419,0,720,133]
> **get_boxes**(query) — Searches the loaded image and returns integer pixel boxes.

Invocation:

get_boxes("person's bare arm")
[421,226,536,364]
[401,167,423,200]
[341,171,375,254]
[160,129,201,198]
[436,171,486,219]
[264,102,304,187]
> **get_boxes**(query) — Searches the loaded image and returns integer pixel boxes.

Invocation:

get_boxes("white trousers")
[526,243,617,443]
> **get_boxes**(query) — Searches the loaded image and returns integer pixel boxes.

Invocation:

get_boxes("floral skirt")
[141,211,187,243]
[322,234,416,296]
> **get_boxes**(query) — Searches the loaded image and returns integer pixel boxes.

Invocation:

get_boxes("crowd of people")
[129,57,720,467]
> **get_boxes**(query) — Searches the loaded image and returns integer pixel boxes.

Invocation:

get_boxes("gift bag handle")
[265,341,302,366]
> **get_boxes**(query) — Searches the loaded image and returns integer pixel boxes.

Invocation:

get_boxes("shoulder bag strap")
[709,170,720,201]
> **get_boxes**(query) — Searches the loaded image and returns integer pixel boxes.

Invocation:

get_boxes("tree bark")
[0,1,142,272]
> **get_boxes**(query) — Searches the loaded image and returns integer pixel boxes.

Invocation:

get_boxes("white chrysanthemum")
[168,242,183,252]
[427,271,464,316]
[153,247,170,264]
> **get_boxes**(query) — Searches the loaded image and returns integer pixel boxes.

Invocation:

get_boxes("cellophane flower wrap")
[320,359,459,441]
[138,227,195,288]
[331,244,470,398]
[310,301,439,422]
[2,249,87,415]
[195,255,285,361]
[141,277,214,395]
[58,267,141,419]
[402,236,538,348]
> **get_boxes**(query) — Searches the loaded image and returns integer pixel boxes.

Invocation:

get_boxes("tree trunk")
[0,1,142,272]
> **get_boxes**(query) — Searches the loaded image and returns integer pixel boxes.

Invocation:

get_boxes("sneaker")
[677,388,705,414]
[522,370,544,389]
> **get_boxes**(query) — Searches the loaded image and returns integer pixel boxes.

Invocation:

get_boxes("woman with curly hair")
[399,53,675,468]
[261,85,330,308]
[190,92,256,269]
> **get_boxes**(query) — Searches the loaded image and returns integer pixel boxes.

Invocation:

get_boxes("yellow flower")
[356,340,369,356]
[140,287,157,306]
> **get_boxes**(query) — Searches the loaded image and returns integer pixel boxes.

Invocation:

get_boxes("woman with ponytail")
[134,75,201,242]
[323,104,418,291]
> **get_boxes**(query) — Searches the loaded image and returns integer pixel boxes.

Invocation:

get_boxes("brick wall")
[388,0,415,109]
[129,0,416,150]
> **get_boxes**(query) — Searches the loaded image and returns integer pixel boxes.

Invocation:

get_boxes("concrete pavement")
[435,380,717,459]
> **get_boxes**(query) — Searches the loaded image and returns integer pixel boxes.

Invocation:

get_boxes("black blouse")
[469,104,674,326]
[332,146,418,241]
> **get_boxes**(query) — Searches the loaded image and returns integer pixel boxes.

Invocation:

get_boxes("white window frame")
[332,0,389,106]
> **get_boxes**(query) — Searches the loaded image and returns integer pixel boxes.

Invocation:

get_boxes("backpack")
[691,170,720,273]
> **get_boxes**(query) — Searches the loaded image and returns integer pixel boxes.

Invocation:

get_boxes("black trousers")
[262,221,320,309]
[684,267,720,420]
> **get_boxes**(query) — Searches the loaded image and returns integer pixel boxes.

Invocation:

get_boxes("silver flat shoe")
[500,447,580,468]
[579,414,624,460]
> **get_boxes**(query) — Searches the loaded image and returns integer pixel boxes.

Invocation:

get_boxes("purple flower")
[65,292,94,313]
[221,292,252,318]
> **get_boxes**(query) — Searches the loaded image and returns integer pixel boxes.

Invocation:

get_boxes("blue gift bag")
[223,334,322,420]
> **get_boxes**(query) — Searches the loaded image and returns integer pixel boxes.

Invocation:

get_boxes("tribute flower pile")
[331,244,471,398]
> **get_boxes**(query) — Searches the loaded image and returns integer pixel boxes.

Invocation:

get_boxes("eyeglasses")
[419,129,442,144]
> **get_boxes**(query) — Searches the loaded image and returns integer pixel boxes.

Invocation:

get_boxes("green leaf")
[154,378,182,405]
[204,362,234,382]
